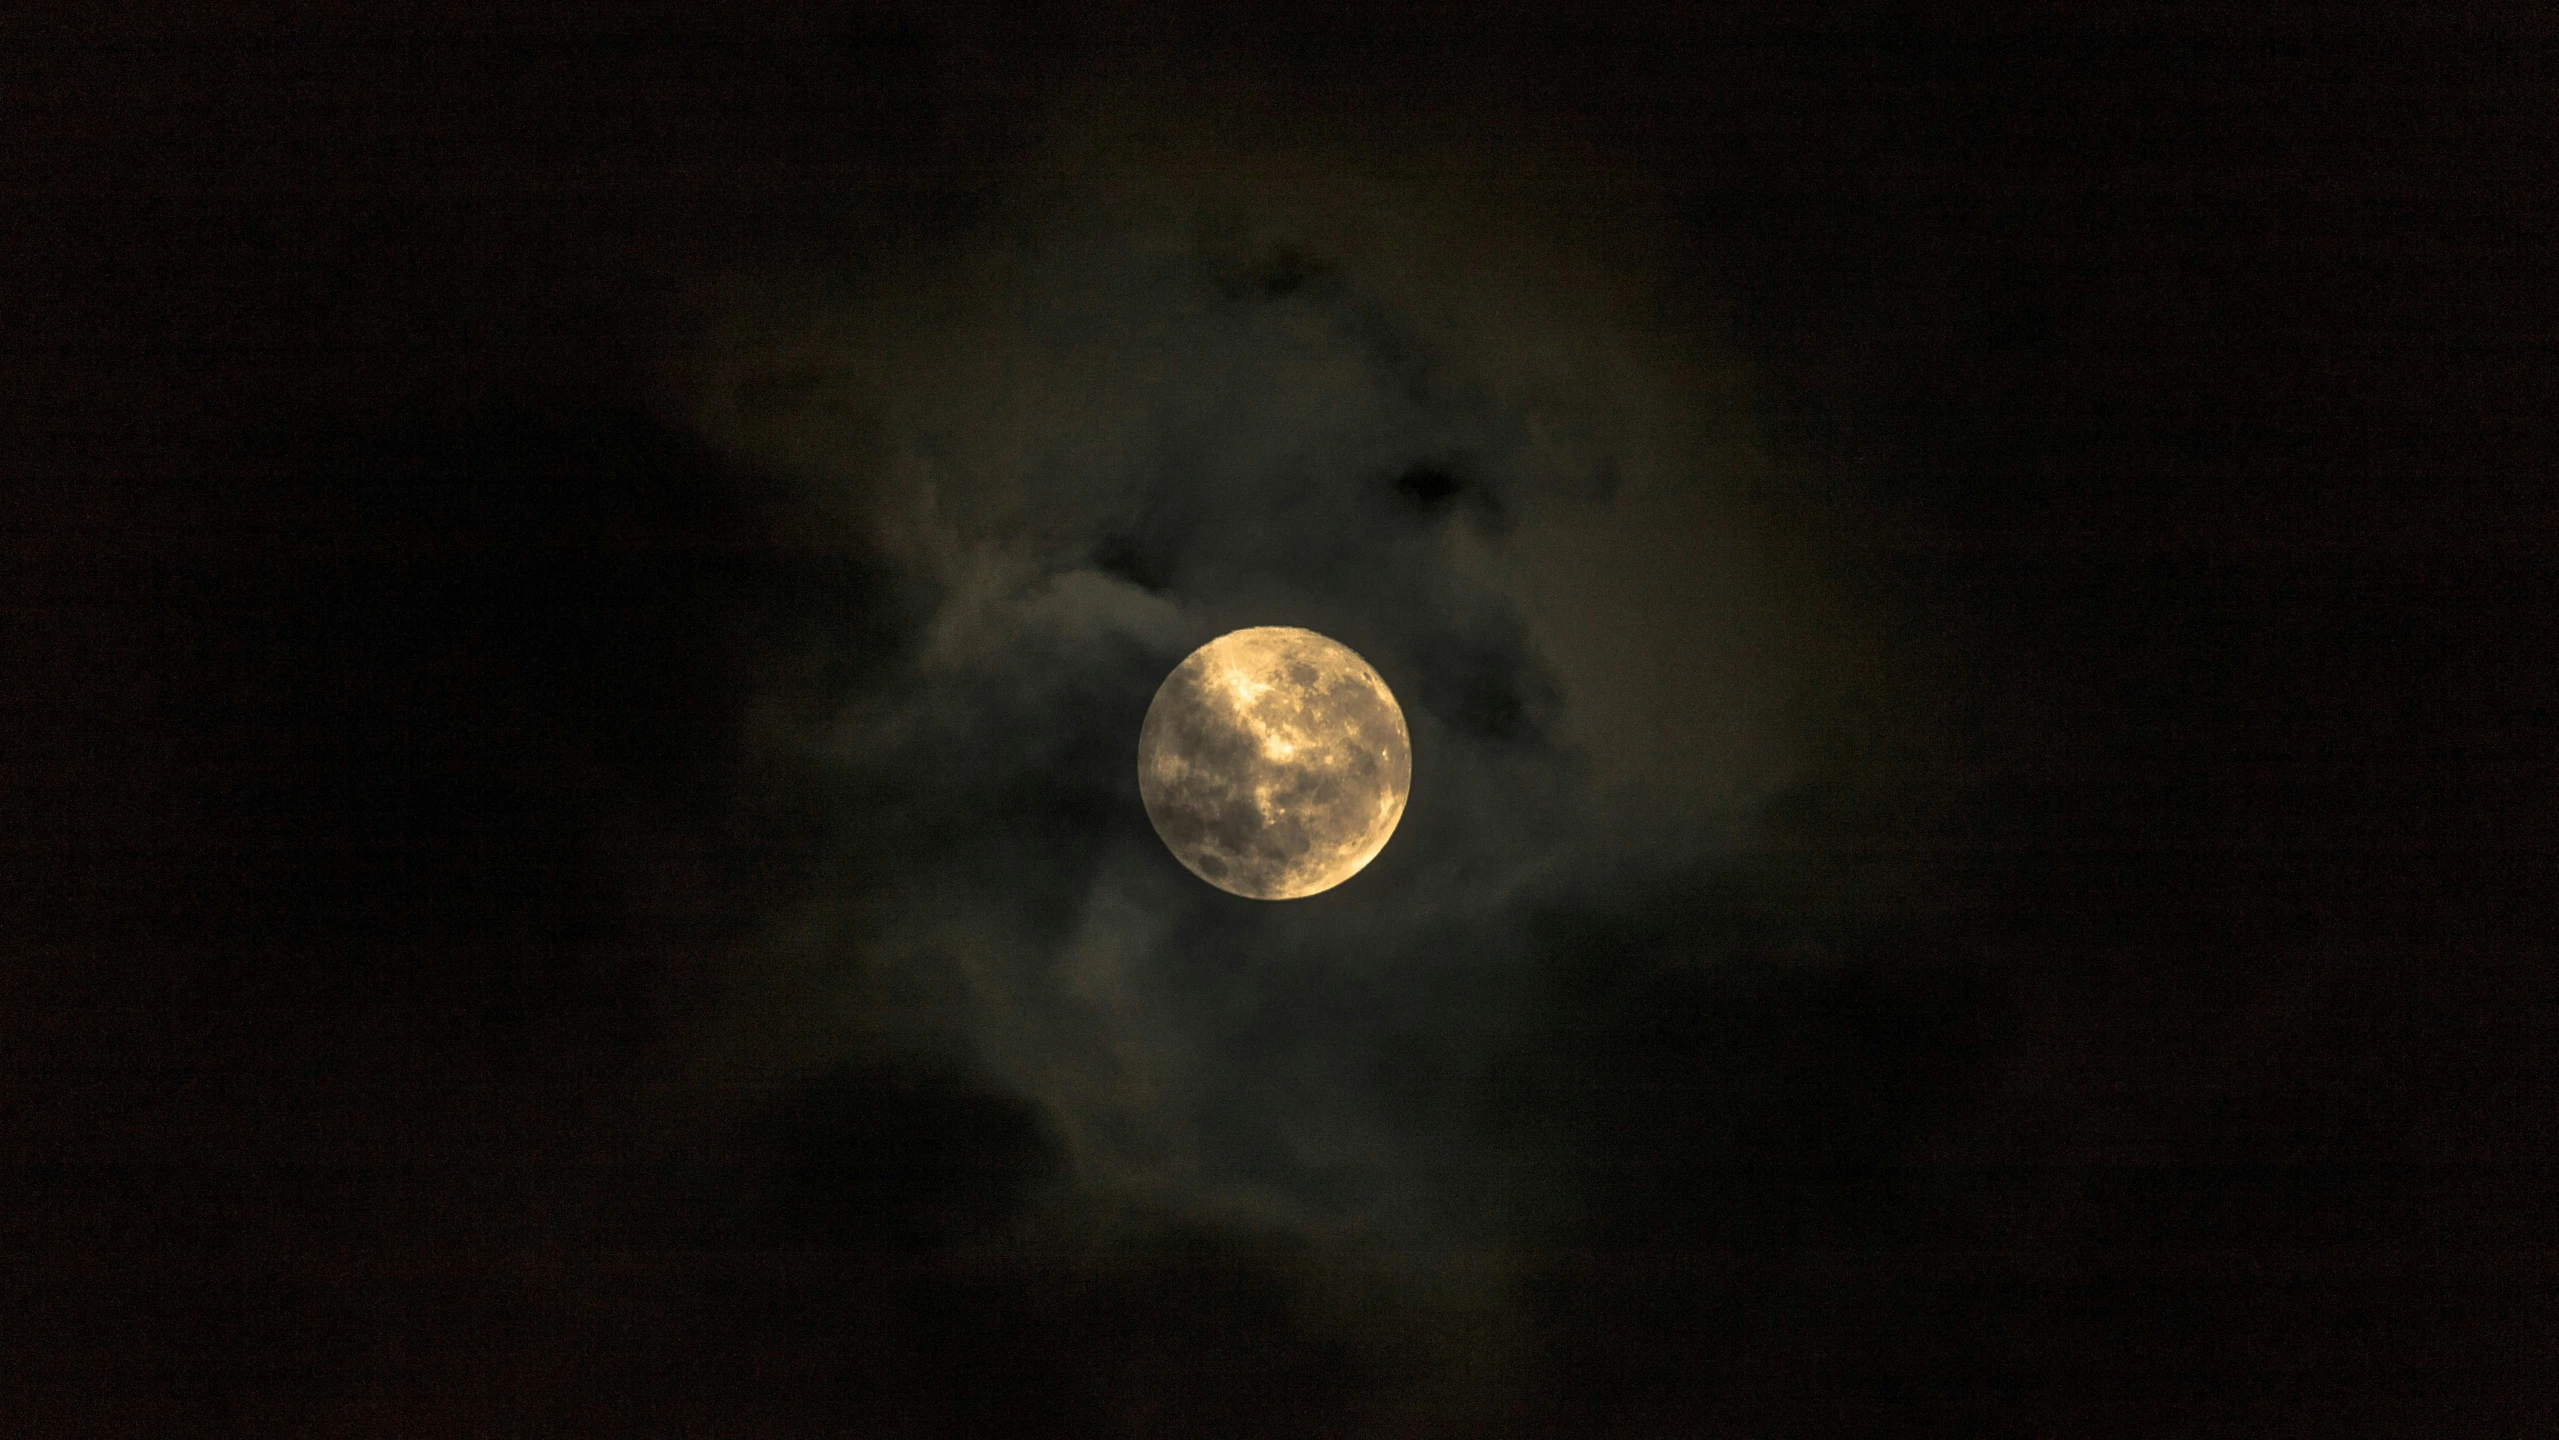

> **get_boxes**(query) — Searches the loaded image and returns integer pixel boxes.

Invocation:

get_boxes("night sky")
[9,3,2558,1436]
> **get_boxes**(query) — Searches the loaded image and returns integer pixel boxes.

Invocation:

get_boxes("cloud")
[663,105,1870,1325]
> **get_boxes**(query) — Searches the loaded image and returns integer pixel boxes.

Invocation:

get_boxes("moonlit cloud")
[667,104,1883,1288]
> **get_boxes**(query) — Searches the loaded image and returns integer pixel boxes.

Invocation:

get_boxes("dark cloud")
[638,97,1940,1427]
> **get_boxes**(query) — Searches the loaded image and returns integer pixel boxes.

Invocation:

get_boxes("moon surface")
[1138,627,1412,900]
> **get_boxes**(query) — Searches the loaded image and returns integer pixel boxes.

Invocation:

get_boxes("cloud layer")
[666,114,1883,1319]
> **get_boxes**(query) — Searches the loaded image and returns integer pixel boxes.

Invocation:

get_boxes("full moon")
[1138,627,1412,900]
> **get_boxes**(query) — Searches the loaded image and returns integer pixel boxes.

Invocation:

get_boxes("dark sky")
[8,3,2558,1436]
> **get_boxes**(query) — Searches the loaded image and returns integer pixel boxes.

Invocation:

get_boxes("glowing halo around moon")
[1137,627,1412,900]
